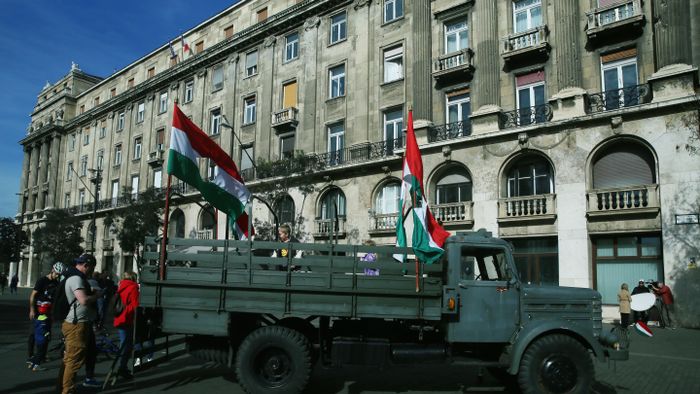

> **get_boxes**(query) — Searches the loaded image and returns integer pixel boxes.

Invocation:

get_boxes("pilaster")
[553,0,582,90]
[472,0,500,110]
[411,0,432,120]
[652,0,692,69]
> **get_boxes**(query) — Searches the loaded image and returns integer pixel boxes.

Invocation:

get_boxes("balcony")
[147,149,165,168]
[313,216,347,239]
[102,239,114,250]
[498,194,557,223]
[428,121,471,143]
[587,184,660,218]
[196,229,214,240]
[586,0,644,45]
[272,107,299,132]
[500,104,553,129]
[432,49,474,83]
[314,137,405,168]
[587,84,651,114]
[501,25,550,66]
[432,201,474,226]
[368,212,398,235]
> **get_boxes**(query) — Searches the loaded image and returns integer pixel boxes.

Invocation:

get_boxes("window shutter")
[516,70,545,86]
[593,145,654,189]
[601,48,637,64]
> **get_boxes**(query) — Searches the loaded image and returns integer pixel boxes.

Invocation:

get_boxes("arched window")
[436,172,472,204]
[505,155,553,197]
[375,182,401,214]
[168,209,185,238]
[199,206,216,239]
[319,188,346,219]
[275,195,296,227]
[592,141,655,189]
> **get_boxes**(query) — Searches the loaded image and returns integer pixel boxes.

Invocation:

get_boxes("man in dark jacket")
[631,279,650,323]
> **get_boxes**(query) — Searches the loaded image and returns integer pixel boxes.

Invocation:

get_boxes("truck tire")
[236,326,311,394]
[517,334,593,394]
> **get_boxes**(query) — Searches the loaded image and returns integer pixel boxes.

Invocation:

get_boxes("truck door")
[449,245,520,343]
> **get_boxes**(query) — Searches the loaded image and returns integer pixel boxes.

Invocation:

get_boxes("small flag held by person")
[634,321,653,337]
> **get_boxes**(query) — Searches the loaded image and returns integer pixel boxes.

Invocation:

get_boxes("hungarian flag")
[168,104,252,239]
[634,321,653,337]
[395,110,450,264]
[181,35,191,55]
[168,40,177,59]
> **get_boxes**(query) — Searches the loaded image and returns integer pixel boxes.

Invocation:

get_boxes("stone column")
[46,134,62,209]
[36,138,50,209]
[17,147,31,215]
[302,16,320,151]
[471,0,500,110]
[411,0,432,120]
[27,142,40,212]
[553,0,582,90]
[652,0,692,69]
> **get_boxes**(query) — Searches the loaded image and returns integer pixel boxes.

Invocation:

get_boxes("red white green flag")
[395,110,450,264]
[168,104,252,239]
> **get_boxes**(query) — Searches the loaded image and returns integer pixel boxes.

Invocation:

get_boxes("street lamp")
[88,167,102,252]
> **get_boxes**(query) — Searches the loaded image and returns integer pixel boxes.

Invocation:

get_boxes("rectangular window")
[111,180,120,206]
[147,67,155,78]
[80,105,85,114]
[96,150,104,170]
[516,71,546,125]
[117,111,125,131]
[207,159,216,180]
[80,155,88,176]
[184,80,194,103]
[383,45,403,82]
[195,41,204,53]
[447,90,471,125]
[79,190,86,210]
[66,161,74,180]
[329,64,346,98]
[114,144,122,166]
[282,81,298,109]
[131,175,139,198]
[510,237,559,286]
[83,128,90,145]
[257,7,268,22]
[210,108,221,135]
[327,122,345,166]
[601,53,638,109]
[134,137,142,159]
[241,145,254,179]
[110,87,117,98]
[383,108,403,154]
[158,91,168,113]
[244,96,256,124]
[69,134,76,151]
[136,101,145,123]
[384,0,404,23]
[212,64,224,91]
[153,168,162,189]
[280,134,295,159]
[330,12,347,44]
[224,25,234,39]
[64,193,71,208]
[127,78,134,88]
[156,128,165,151]
[99,120,107,138]
[513,0,542,33]
[245,50,258,77]
[285,32,299,62]
[445,20,468,53]
[93,96,100,107]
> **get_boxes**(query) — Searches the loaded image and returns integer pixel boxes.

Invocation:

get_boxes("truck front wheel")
[236,326,311,394]
[517,334,593,394]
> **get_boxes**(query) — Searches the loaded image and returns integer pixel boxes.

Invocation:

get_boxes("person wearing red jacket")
[652,281,675,328]
[114,271,139,379]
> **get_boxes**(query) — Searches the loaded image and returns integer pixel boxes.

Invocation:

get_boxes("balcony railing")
[587,84,651,113]
[313,137,405,168]
[102,239,114,250]
[587,184,659,214]
[500,104,553,129]
[428,121,471,143]
[313,216,347,238]
[587,0,641,29]
[499,194,556,219]
[272,107,299,129]
[369,212,398,233]
[432,49,474,81]
[432,201,474,225]
[196,229,214,240]
[502,25,549,55]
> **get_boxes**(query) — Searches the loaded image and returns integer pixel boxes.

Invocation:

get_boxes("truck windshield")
[460,247,509,281]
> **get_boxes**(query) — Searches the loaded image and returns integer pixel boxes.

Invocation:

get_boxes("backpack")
[110,289,125,317]
[52,275,78,323]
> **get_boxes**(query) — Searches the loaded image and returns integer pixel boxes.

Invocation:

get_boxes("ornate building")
[17,0,700,318]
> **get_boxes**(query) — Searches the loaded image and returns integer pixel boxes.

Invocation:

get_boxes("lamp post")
[88,167,102,252]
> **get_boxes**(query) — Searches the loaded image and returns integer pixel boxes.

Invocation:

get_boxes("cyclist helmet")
[52,262,66,275]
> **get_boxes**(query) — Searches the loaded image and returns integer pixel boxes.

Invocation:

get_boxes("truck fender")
[506,320,605,375]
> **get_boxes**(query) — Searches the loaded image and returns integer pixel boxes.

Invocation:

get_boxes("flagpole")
[412,188,420,293]
[159,174,172,280]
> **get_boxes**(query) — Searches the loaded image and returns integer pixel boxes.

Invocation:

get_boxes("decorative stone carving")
[263,36,277,48]
[381,165,391,175]
[442,145,452,160]
[304,16,321,31]
[127,103,134,111]
[71,61,80,71]
[228,53,239,64]
[147,94,155,101]
[611,116,623,130]
[108,112,114,119]
[518,132,529,148]
[197,68,207,78]
[56,109,64,120]
[171,82,179,91]
[354,0,372,10]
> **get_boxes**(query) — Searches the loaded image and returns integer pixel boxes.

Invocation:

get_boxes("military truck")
[139,230,627,394]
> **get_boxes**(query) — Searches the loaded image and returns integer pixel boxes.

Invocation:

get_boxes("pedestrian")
[617,283,632,327]
[0,272,7,294]
[272,224,302,270]
[27,262,64,371]
[631,279,650,323]
[652,281,675,328]
[59,254,102,394]
[114,271,139,380]
[10,273,19,294]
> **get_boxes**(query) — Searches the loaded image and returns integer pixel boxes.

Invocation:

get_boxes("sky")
[0,0,240,218]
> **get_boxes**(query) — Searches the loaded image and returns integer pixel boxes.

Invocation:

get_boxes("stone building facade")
[16,0,700,316]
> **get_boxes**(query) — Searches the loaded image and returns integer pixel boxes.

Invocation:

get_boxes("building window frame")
[329,11,347,45]
[211,64,224,91]
[513,0,542,33]
[284,32,299,62]
[384,0,404,24]
[117,110,125,131]
[184,79,194,103]
[210,108,222,135]
[329,64,346,99]
[243,96,256,125]
[445,19,468,54]
[133,137,142,160]
[136,101,145,124]
[114,144,122,166]
[245,50,258,77]
[279,133,296,159]
[158,91,168,114]
[383,45,404,83]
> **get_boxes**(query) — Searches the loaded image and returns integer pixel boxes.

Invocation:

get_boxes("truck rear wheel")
[517,334,593,394]
[235,326,311,394]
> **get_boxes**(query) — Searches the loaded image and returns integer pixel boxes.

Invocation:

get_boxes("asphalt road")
[1,287,699,393]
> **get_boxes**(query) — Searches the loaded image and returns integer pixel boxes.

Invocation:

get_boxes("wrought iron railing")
[587,184,659,213]
[587,84,650,113]
[433,49,473,73]
[432,201,473,224]
[500,104,553,129]
[428,121,471,143]
[499,194,556,218]
[272,107,299,126]
[502,25,548,53]
[312,137,404,168]
[587,0,641,29]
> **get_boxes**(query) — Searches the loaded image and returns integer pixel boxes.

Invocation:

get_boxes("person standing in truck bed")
[272,224,302,270]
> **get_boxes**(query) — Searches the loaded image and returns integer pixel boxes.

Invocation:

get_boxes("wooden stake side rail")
[140,237,444,321]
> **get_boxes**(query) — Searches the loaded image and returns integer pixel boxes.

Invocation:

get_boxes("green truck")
[140,230,627,394]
